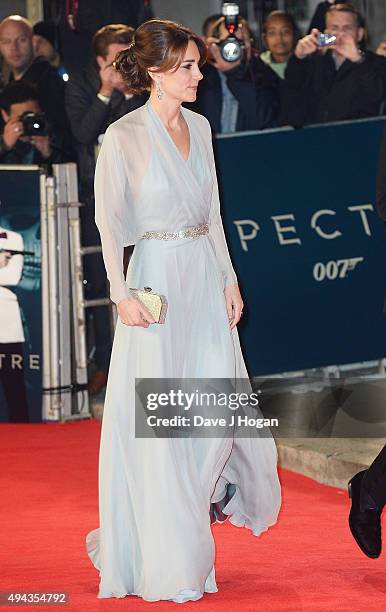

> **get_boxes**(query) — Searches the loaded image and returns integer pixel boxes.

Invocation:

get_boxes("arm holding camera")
[0,117,56,163]
[225,59,279,129]
[207,38,242,72]
[66,68,116,145]
[2,116,24,149]
[295,28,321,59]
[295,27,362,63]
[206,38,279,130]
[2,116,52,158]
[29,134,52,159]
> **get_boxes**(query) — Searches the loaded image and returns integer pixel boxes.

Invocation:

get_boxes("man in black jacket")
[347,129,386,559]
[194,14,279,133]
[0,81,62,165]
[65,24,146,395]
[281,3,385,127]
[0,15,70,155]
[348,446,386,558]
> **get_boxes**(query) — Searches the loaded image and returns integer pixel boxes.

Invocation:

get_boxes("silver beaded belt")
[141,223,209,241]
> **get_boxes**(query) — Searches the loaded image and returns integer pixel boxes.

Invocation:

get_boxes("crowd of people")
[0,3,386,394]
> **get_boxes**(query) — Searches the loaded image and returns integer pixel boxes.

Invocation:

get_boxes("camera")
[316,32,337,47]
[20,111,48,136]
[218,3,244,63]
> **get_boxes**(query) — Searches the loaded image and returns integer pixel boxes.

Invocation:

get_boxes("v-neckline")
[147,100,192,163]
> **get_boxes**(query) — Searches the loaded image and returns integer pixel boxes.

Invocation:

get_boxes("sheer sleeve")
[203,118,238,288]
[94,125,135,305]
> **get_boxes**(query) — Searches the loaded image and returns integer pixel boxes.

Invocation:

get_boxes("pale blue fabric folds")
[88,100,281,603]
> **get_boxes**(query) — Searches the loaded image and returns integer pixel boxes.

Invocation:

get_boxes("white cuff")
[97,92,111,105]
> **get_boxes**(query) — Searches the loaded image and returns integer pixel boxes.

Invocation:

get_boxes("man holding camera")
[281,3,385,127]
[65,24,146,395]
[345,94,386,560]
[0,15,70,151]
[195,8,279,134]
[0,81,61,164]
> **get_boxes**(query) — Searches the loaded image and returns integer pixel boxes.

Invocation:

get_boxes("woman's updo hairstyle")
[114,19,207,95]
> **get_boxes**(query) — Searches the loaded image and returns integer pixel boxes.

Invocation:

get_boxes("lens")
[220,38,243,62]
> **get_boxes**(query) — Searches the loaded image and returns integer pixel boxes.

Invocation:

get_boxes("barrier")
[2,118,386,419]
[0,164,93,422]
[215,117,386,376]
[0,166,42,422]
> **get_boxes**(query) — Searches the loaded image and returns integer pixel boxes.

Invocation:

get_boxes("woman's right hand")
[117,296,155,328]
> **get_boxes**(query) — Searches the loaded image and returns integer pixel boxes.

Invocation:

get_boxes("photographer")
[281,3,385,127]
[195,9,279,133]
[0,15,70,153]
[66,24,146,199]
[0,81,62,165]
[65,24,146,395]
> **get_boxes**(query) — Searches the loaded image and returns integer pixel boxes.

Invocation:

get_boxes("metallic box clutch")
[129,286,168,324]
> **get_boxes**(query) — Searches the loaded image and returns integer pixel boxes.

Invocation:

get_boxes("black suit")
[66,60,147,199]
[9,56,73,159]
[193,57,280,134]
[368,133,386,511]
[361,446,386,510]
[281,50,385,127]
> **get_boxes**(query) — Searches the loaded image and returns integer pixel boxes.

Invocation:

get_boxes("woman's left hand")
[224,283,244,329]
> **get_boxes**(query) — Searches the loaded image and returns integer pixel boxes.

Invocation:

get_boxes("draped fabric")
[87,100,281,603]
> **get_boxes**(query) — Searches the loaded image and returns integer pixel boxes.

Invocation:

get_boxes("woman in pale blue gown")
[86,19,281,604]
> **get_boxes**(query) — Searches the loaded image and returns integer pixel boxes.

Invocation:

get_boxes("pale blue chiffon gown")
[86,100,281,603]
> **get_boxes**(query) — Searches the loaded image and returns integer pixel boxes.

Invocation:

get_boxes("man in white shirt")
[0,226,29,421]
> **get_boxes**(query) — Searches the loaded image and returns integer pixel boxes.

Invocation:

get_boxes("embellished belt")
[141,223,209,241]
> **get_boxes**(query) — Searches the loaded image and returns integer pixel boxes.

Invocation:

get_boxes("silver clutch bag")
[129,286,168,324]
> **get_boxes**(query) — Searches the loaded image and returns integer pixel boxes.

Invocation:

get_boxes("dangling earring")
[156,79,164,100]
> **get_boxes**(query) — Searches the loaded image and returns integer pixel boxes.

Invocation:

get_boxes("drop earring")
[156,79,164,100]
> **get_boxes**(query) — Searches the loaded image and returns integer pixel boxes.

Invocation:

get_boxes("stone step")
[276,438,385,490]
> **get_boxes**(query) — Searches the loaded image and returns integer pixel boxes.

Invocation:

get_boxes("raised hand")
[3,116,23,148]
[294,28,321,59]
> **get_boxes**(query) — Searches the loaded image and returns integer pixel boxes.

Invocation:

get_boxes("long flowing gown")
[86,99,281,603]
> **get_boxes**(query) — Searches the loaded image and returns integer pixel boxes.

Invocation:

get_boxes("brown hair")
[92,24,134,58]
[326,3,364,28]
[114,19,207,95]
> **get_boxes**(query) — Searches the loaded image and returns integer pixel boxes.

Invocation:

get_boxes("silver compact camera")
[316,32,337,47]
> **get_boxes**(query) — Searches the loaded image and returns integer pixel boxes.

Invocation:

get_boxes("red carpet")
[0,420,385,611]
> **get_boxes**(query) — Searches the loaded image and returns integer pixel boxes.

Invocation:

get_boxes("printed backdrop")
[215,118,386,375]
[0,167,42,422]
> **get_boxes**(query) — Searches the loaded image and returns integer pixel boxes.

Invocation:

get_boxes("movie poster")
[0,167,42,422]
